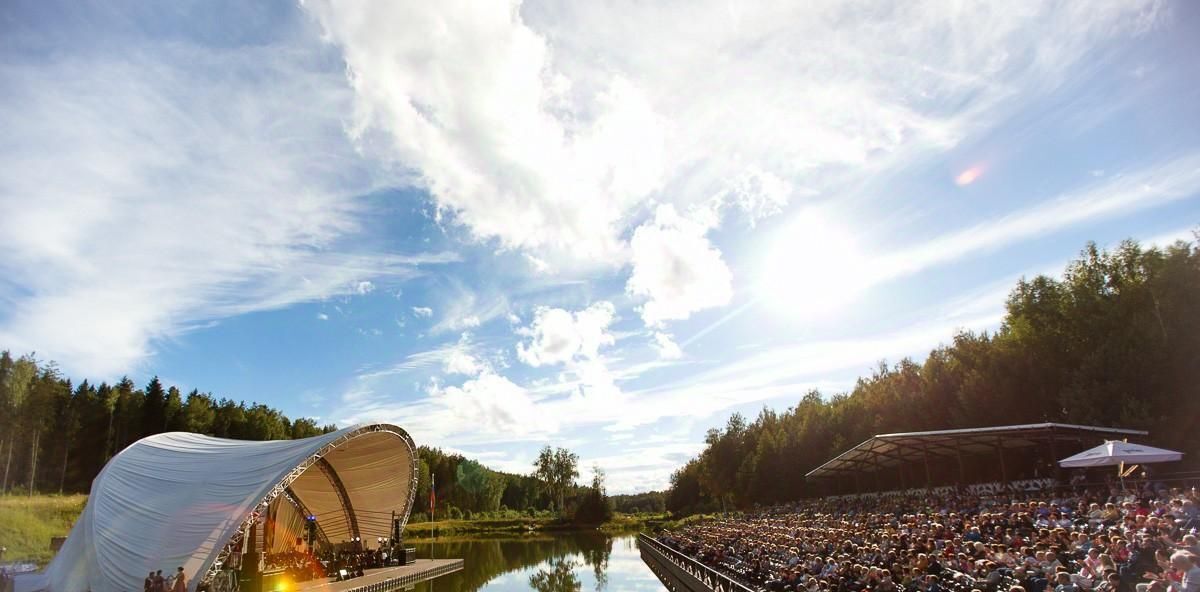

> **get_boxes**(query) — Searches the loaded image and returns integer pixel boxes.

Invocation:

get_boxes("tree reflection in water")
[411,531,636,591]
[528,559,582,592]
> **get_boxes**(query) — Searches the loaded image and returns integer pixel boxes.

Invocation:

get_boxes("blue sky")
[2,0,1199,493]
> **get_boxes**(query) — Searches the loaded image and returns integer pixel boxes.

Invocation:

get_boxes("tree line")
[0,364,338,495]
[667,237,1200,514]
[0,359,608,520]
[413,445,612,523]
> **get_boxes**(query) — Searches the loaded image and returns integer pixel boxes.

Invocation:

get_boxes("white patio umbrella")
[1059,440,1183,468]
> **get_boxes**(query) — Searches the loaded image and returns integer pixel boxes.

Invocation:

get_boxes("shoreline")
[401,513,671,538]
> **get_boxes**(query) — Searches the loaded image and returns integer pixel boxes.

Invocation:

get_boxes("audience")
[657,480,1199,592]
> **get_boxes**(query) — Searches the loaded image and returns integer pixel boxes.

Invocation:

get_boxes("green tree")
[534,446,579,514]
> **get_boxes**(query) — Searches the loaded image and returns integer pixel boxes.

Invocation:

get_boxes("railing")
[339,560,464,592]
[637,534,757,592]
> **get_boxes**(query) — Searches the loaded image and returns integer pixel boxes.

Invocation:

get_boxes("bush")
[570,488,613,525]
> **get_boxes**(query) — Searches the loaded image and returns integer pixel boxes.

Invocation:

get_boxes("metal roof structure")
[17,423,419,592]
[805,422,1147,480]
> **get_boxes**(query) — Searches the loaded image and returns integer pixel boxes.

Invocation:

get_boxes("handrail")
[638,533,758,592]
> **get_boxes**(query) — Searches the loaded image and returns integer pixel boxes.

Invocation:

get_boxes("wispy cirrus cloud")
[0,38,454,377]
[882,153,1200,278]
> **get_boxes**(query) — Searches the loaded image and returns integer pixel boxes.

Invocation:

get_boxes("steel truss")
[198,424,420,589]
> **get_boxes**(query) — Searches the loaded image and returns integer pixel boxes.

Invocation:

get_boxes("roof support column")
[996,436,1008,485]
[955,440,966,485]
[871,452,883,492]
[923,446,933,488]
[1049,430,1061,484]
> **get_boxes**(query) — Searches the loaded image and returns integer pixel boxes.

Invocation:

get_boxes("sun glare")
[758,212,871,320]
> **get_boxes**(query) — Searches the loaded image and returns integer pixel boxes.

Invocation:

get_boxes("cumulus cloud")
[442,337,486,376]
[353,280,375,295]
[652,332,682,360]
[303,0,1160,270]
[317,313,329,321]
[626,204,733,327]
[428,371,556,435]
[517,302,615,367]
[304,0,663,263]
[411,307,434,317]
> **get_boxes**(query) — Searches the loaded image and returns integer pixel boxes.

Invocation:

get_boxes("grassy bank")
[0,494,86,565]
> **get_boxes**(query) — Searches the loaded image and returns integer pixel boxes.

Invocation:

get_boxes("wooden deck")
[292,560,464,592]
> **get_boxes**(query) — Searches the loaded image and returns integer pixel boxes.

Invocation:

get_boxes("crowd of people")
[657,479,1200,592]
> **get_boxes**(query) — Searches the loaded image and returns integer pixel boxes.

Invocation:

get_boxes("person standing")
[144,571,154,592]
[153,570,165,592]
[171,567,187,592]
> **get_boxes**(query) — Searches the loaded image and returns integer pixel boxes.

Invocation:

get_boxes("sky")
[1,0,1199,494]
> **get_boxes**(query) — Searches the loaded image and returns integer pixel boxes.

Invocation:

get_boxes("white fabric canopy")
[16,423,417,592]
[1058,440,1183,468]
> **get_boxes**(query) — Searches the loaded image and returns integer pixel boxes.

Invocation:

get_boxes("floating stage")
[293,560,464,592]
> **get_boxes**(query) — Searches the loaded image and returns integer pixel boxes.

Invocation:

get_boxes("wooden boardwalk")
[293,560,464,592]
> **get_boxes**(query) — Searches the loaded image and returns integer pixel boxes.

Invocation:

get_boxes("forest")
[0,361,594,518]
[666,238,1200,514]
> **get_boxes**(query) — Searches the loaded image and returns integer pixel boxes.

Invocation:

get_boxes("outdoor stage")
[294,560,464,592]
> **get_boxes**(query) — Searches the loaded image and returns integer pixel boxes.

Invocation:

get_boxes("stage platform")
[294,560,464,592]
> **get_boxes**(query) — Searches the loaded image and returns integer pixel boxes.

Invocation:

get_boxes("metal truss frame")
[198,424,420,589]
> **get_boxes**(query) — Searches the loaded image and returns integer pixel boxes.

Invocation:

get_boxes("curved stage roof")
[23,423,417,592]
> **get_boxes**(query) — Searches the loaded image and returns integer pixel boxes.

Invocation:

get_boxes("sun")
[757,211,871,319]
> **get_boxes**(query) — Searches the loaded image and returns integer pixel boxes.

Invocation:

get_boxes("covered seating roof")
[805,422,1147,480]
[21,423,417,592]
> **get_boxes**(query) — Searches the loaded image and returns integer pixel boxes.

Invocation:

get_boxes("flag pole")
[430,473,436,558]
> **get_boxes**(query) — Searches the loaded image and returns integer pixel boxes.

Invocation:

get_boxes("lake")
[407,532,665,591]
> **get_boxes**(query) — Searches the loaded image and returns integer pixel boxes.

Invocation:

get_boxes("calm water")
[408,532,664,592]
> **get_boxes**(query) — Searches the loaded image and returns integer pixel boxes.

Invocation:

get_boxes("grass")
[0,494,87,566]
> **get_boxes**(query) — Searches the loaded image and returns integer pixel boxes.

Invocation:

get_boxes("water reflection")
[408,532,662,592]
[528,559,581,592]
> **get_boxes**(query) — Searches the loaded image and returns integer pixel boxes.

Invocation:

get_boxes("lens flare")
[955,165,984,186]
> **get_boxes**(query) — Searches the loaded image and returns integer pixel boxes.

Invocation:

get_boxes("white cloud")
[652,332,682,360]
[443,349,483,376]
[516,302,615,367]
[429,371,557,436]
[0,41,456,377]
[1139,226,1197,249]
[881,153,1200,279]
[304,0,663,264]
[429,286,509,334]
[524,253,551,274]
[354,280,375,295]
[316,313,329,321]
[626,204,732,327]
[340,366,556,443]
[411,306,434,317]
[303,0,1160,268]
